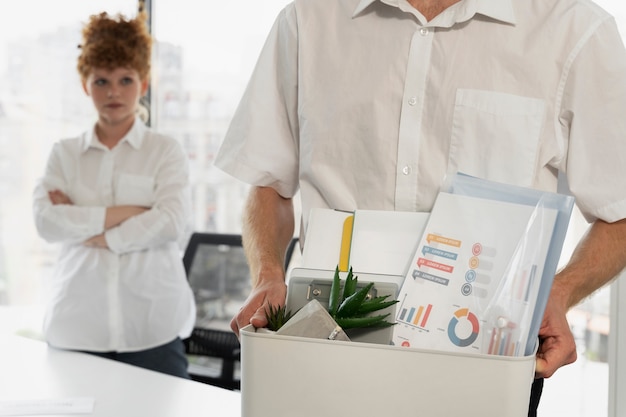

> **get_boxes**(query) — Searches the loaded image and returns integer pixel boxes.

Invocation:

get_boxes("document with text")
[392,191,558,357]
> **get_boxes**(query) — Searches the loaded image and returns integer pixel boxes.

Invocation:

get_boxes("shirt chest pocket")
[448,89,546,187]
[115,174,155,206]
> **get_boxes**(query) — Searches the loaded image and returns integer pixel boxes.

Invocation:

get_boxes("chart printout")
[392,192,557,357]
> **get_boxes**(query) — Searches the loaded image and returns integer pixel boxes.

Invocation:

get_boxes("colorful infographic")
[392,192,557,356]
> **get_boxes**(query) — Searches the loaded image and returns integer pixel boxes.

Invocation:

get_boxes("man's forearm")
[229,186,295,334]
[553,218,626,309]
[242,186,295,285]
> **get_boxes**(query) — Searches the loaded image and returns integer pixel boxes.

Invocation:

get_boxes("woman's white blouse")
[33,118,195,352]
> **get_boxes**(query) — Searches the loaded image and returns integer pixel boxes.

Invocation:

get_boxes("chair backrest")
[183,233,251,329]
[182,233,249,390]
[182,232,299,390]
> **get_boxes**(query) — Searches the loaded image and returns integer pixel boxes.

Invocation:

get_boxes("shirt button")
[402,166,411,175]
[420,27,429,36]
[408,97,417,106]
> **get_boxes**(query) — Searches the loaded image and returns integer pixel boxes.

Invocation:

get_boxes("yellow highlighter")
[338,215,354,272]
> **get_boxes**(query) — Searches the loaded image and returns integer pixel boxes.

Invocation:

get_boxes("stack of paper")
[298,174,574,357]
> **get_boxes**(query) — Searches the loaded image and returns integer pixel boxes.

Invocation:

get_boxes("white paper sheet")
[301,209,352,271]
[349,210,429,276]
[0,397,95,416]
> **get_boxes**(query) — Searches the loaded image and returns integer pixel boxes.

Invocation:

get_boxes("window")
[150,0,294,232]
[0,0,138,335]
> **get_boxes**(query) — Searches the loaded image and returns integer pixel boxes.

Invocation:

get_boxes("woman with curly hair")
[32,9,195,379]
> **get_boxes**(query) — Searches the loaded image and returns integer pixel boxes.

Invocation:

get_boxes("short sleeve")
[214,5,300,199]
[559,17,626,223]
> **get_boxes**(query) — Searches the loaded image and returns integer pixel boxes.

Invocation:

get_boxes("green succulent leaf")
[334,314,395,329]
[328,266,342,317]
[336,282,374,318]
[342,267,358,300]
[264,304,295,331]
[356,296,399,315]
[327,265,399,329]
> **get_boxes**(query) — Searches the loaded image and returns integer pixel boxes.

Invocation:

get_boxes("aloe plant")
[328,266,398,329]
[264,303,295,331]
[264,266,398,331]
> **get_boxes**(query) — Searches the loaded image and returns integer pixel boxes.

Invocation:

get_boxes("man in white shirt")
[216,0,626,414]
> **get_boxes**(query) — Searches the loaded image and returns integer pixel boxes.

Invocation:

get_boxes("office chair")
[182,232,299,391]
[182,233,246,390]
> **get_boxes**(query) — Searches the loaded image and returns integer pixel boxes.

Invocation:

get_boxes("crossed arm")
[47,189,149,249]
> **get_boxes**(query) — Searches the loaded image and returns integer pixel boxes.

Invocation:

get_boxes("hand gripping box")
[240,324,536,417]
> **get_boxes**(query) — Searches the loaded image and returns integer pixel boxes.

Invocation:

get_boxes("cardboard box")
[240,324,535,417]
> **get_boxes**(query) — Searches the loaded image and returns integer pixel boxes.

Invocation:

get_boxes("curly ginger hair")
[77,10,152,82]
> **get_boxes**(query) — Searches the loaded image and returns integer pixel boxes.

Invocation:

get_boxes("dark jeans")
[81,337,190,379]
[528,378,544,417]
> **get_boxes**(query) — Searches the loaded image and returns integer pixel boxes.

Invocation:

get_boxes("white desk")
[0,334,241,416]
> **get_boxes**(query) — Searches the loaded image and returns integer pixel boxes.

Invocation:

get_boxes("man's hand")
[230,186,295,337]
[535,218,626,378]
[534,285,577,378]
[230,279,287,337]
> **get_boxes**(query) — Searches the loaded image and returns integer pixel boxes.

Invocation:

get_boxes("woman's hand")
[84,234,109,249]
[48,190,73,205]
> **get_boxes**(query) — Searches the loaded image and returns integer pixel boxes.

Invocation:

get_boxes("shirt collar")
[81,116,146,153]
[352,0,516,25]
[461,0,516,24]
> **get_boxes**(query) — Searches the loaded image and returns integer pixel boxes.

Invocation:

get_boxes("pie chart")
[447,307,480,347]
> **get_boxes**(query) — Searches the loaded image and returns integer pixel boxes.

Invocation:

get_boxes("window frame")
[609,277,625,417]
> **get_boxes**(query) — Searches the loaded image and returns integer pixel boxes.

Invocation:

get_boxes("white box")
[301,208,429,276]
[240,324,536,417]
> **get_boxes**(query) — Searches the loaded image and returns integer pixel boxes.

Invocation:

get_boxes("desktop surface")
[0,334,241,416]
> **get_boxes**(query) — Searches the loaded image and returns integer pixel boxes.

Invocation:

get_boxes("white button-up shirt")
[215,0,626,235]
[33,118,195,352]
